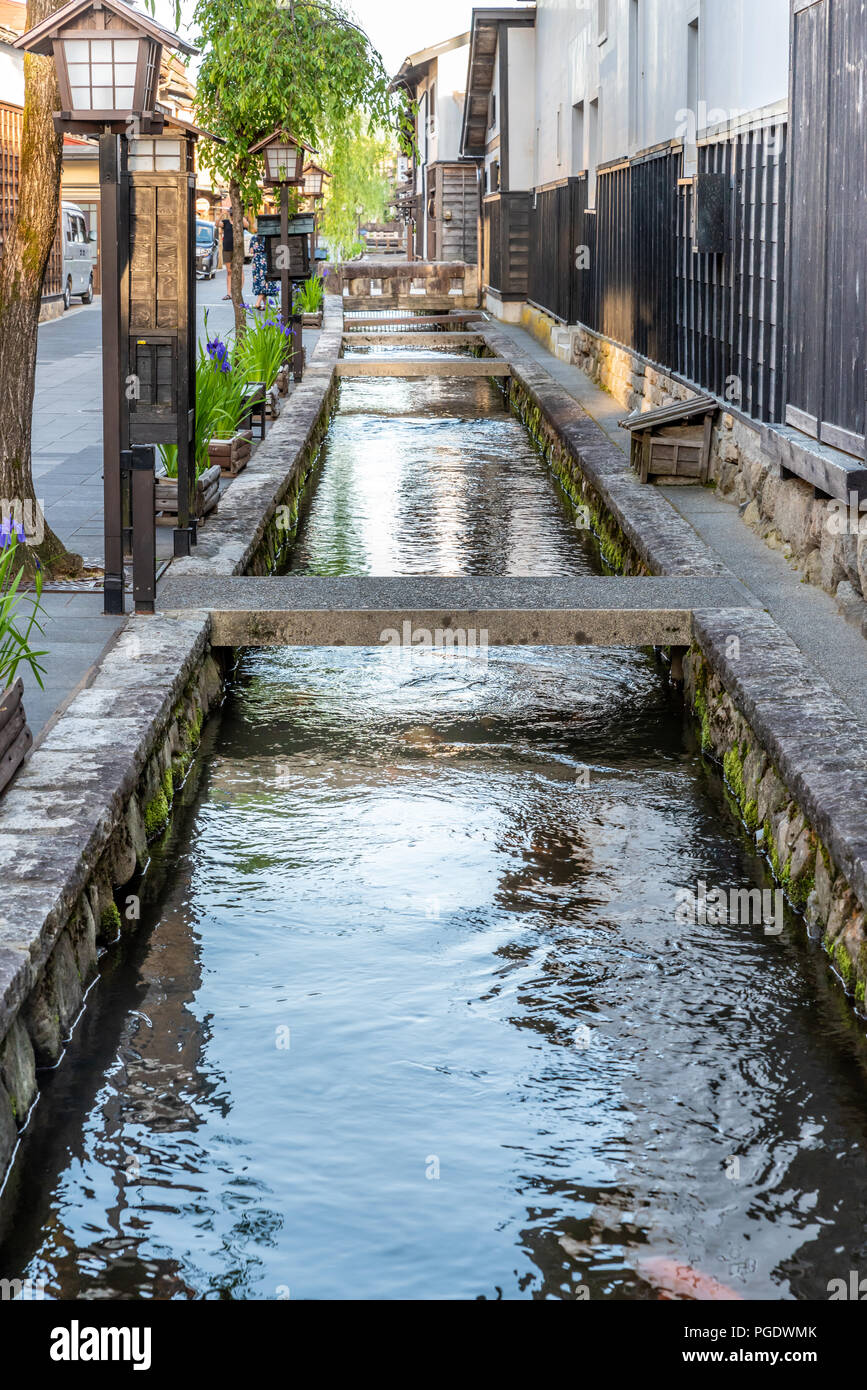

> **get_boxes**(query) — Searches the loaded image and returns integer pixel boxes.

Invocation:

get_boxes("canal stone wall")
[477,318,867,1016]
[0,299,346,1189]
[0,614,225,1179]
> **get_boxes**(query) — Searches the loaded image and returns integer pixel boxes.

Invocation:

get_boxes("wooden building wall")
[786,0,865,456]
[482,191,530,300]
[429,163,478,263]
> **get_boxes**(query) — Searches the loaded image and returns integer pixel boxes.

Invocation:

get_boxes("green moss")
[835,941,855,991]
[161,766,173,802]
[763,819,782,879]
[856,980,865,1008]
[723,745,745,805]
[694,687,712,752]
[744,799,759,832]
[101,901,122,935]
[144,788,169,837]
[787,868,814,910]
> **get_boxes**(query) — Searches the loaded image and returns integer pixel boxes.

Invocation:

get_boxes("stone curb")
[693,607,867,912]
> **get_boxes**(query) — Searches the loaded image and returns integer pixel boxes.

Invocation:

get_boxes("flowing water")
[3,369,867,1301]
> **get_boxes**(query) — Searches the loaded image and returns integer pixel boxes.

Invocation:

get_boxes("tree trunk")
[0,0,82,576]
[230,178,246,338]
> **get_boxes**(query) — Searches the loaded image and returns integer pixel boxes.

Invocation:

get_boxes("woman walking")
[251,234,279,310]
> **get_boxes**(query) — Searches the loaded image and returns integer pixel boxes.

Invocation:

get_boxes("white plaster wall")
[435,43,470,162]
[0,42,24,108]
[533,0,790,189]
[507,26,536,189]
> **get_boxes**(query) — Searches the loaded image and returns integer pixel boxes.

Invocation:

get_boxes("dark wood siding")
[677,124,787,423]
[432,163,478,263]
[528,179,578,322]
[787,0,866,454]
[482,191,530,299]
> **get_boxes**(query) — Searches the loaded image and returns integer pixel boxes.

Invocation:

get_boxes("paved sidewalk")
[489,318,867,725]
[20,270,312,738]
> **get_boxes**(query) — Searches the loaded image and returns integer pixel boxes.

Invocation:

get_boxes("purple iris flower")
[0,517,13,549]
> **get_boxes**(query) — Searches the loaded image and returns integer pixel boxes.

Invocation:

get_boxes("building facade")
[393,31,478,262]
[462,0,865,482]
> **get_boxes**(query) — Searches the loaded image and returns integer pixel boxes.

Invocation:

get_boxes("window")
[597,0,608,44]
[572,102,585,175]
[490,159,500,192]
[428,83,437,139]
[588,96,600,208]
[489,91,497,129]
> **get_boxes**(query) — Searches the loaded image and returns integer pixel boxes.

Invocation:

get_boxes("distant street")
[33,268,253,564]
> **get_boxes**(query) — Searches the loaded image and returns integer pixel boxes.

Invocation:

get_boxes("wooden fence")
[517,128,787,425]
[0,101,64,300]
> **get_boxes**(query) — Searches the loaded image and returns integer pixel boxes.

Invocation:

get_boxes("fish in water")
[633,1256,743,1301]
[558,1237,742,1301]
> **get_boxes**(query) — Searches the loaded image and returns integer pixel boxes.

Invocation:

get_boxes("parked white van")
[61,201,97,310]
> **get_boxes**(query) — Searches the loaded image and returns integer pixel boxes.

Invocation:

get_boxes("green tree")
[194,0,399,333]
[318,114,394,262]
[0,0,81,576]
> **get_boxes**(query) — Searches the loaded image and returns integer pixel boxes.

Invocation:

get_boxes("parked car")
[196,220,218,279]
[61,201,97,310]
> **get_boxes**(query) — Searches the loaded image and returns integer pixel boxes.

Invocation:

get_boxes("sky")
[346,0,530,75]
[156,0,531,80]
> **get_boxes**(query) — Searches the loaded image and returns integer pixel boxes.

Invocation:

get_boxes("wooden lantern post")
[15,0,197,614]
[251,129,314,382]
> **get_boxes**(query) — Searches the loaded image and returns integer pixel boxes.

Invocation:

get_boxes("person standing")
[250,233,279,310]
[221,213,234,300]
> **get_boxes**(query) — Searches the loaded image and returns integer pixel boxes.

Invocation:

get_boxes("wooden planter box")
[155,463,221,523]
[301,311,323,328]
[208,430,253,477]
[0,678,32,795]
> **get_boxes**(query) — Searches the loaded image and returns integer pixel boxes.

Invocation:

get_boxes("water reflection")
[289,375,598,576]
[4,647,867,1300]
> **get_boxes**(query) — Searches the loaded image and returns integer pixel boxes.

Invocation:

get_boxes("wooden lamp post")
[301,160,330,260]
[15,0,197,614]
[250,128,313,382]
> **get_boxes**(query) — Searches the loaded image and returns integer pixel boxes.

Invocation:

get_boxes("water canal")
[2,362,867,1301]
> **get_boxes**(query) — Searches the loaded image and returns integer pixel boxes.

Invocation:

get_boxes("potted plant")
[234,312,293,416]
[157,335,249,518]
[0,524,47,795]
[293,274,324,329]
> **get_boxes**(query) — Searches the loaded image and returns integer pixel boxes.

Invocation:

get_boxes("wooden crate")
[620,395,717,485]
[0,678,32,795]
[208,430,253,477]
[155,463,221,522]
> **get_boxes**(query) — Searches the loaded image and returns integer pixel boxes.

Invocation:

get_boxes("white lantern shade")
[128,137,184,172]
[60,34,154,114]
[264,141,301,184]
[302,164,324,197]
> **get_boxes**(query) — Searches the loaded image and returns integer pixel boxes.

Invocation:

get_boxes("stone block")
[0,1016,36,1121]
[757,767,786,826]
[0,1080,16,1179]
